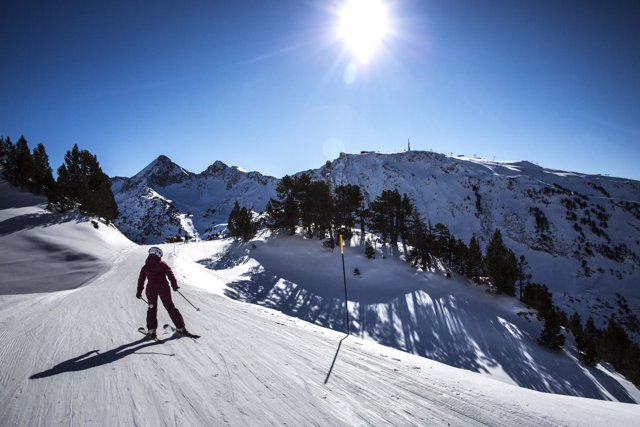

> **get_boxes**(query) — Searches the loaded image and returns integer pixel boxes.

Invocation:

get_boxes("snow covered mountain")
[309,151,639,282]
[112,150,640,329]
[111,155,277,243]
[306,151,640,327]
[2,179,640,425]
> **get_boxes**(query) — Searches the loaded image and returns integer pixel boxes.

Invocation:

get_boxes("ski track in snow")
[1,243,638,426]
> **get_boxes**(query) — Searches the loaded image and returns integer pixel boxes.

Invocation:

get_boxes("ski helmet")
[148,246,163,258]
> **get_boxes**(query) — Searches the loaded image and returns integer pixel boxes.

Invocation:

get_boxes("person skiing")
[136,246,188,338]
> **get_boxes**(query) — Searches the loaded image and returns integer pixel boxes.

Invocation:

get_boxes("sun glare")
[338,0,390,64]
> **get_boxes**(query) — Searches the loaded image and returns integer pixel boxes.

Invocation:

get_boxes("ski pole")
[177,289,200,311]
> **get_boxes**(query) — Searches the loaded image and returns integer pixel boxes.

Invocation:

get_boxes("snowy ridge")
[112,156,278,243]
[2,180,640,425]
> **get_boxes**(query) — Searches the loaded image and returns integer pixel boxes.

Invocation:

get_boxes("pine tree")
[621,344,640,386]
[13,136,34,188]
[399,194,415,255]
[431,223,450,259]
[266,174,302,235]
[264,200,276,229]
[522,282,554,318]
[538,308,566,351]
[568,311,583,337]
[582,317,640,387]
[266,173,335,238]
[466,235,483,282]
[55,144,117,220]
[449,237,468,274]
[600,318,630,369]
[366,190,416,256]
[485,229,518,296]
[0,136,7,171]
[407,210,432,270]
[575,331,600,367]
[31,143,55,195]
[238,207,257,242]
[334,184,364,240]
[368,189,402,246]
[84,150,118,221]
[306,180,333,239]
[0,137,14,180]
[295,174,314,236]
[365,239,375,259]
[56,144,83,209]
[584,316,601,341]
[227,201,241,238]
[281,195,298,234]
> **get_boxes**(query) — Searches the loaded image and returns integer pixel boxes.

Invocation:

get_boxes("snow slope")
[0,180,133,295]
[180,234,640,403]
[2,181,640,426]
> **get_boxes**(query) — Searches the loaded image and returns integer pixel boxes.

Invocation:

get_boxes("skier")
[136,246,189,338]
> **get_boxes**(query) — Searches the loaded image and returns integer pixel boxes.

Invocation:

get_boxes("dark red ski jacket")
[137,254,178,295]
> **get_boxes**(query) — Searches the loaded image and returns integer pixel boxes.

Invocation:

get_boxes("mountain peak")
[154,154,173,165]
[128,155,192,189]
[202,160,231,176]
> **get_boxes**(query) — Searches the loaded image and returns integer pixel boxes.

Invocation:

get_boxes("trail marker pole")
[340,234,350,335]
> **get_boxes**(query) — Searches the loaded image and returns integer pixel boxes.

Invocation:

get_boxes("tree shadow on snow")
[376,290,636,403]
[220,254,636,403]
[29,337,176,379]
[0,181,47,210]
[0,211,87,237]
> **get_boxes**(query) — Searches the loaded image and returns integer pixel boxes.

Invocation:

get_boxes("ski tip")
[182,332,201,339]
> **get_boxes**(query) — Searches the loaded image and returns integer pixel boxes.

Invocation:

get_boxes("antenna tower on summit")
[407,139,411,152]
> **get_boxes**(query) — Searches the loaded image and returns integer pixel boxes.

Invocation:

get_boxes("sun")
[338,0,390,64]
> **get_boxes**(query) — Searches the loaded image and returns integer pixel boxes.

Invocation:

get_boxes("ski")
[138,327,165,343]
[163,324,200,339]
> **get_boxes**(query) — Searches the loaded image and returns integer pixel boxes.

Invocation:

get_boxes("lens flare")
[343,60,358,84]
[322,137,346,160]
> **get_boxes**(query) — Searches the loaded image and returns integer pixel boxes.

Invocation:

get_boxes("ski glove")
[136,292,142,299]
[172,286,180,291]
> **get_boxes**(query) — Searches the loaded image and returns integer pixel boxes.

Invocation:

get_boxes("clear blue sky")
[1,0,639,180]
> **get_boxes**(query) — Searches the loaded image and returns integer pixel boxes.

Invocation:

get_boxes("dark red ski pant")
[146,288,185,330]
